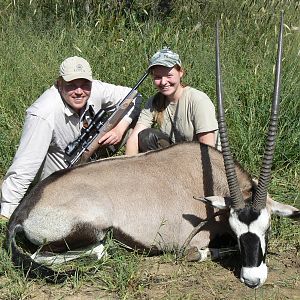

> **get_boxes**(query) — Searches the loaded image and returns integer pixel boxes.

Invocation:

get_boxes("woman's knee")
[138,128,170,152]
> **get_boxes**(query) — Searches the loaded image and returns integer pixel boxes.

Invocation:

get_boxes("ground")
[1,247,298,300]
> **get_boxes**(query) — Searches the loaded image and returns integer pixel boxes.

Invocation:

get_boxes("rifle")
[64,71,149,167]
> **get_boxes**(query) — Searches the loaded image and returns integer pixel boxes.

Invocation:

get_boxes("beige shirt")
[0,80,140,218]
[138,86,219,144]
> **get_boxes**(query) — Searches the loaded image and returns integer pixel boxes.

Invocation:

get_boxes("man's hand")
[98,127,123,146]
[98,118,130,146]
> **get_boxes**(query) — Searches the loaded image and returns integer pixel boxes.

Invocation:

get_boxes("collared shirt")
[0,80,140,218]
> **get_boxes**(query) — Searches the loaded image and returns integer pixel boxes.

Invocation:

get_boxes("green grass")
[0,0,299,298]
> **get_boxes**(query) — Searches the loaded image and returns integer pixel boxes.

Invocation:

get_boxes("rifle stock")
[78,90,138,163]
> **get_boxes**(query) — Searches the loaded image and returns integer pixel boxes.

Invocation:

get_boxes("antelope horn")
[216,21,245,210]
[253,12,284,210]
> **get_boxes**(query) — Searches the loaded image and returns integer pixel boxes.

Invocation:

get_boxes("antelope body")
[9,143,248,255]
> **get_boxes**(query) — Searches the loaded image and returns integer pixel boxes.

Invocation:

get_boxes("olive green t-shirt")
[137,86,219,147]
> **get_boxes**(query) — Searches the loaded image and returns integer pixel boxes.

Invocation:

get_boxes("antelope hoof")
[185,247,211,262]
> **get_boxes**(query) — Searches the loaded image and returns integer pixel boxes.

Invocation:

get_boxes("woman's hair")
[151,65,185,126]
[152,92,168,126]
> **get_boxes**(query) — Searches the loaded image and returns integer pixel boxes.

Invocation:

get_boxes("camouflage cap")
[148,47,182,70]
[59,56,93,82]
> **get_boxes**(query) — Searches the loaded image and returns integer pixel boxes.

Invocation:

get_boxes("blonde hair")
[152,92,168,127]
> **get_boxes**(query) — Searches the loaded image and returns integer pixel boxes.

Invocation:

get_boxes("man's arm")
[89,81,143,145]
[98,94,143,146]
[0,115,52,218]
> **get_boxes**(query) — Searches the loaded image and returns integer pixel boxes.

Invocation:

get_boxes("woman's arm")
[125,123,148,156]
[196,131,216,147]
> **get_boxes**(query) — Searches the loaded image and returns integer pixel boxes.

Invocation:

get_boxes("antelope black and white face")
[201,194,299,288]
[229,206,270,288]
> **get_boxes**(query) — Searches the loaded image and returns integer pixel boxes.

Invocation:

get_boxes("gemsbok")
[5,14,299,288]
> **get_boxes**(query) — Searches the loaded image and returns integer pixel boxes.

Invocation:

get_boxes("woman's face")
[58,78,92,113]
[151,65,184,101]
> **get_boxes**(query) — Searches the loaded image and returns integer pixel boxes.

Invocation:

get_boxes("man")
[0,56,141,220]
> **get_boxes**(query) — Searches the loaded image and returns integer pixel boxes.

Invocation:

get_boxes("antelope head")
[201,13,295,288]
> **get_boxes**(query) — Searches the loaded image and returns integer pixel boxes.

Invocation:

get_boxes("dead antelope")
[6,15,299,288]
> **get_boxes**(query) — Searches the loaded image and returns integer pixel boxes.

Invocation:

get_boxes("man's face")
[58,78,92,113]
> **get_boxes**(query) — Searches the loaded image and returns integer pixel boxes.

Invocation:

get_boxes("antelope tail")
[6,223,73,283]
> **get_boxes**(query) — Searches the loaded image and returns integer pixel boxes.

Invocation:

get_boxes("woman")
[125,48,219,155]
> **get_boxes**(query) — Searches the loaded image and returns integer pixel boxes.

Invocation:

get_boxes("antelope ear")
[194,196,229,209]
[268,198,300,220]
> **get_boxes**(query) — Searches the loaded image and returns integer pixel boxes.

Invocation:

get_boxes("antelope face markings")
[229,207,270,288]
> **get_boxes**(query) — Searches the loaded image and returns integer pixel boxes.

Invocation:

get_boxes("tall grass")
[0,0,299,177]
[0,0,299,298]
